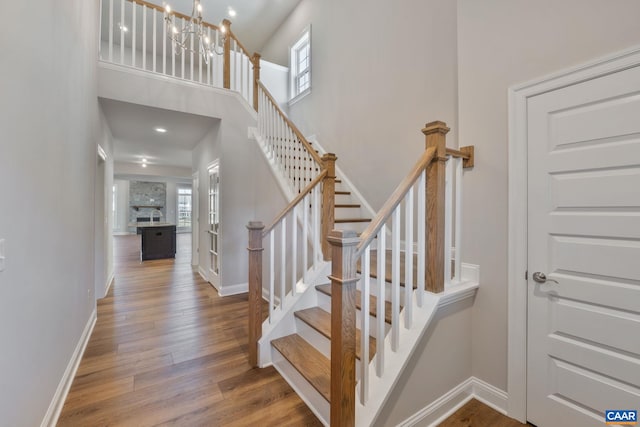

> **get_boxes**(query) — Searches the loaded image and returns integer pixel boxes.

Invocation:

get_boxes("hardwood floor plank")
[57,234,319,426]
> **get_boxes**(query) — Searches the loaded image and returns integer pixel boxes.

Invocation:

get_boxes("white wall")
[457,0,640,391]
[113,178,130,233]
[0,0,99,425]
[95,108,115,298]
[260,0,459,212]
[375,299,474,426]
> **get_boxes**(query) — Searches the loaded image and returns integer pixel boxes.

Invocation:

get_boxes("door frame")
[506,44,640,423]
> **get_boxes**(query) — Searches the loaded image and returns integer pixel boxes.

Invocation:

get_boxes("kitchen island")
[129,222,176,261]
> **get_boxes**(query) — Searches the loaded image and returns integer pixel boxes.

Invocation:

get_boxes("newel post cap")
[247,221,265,230]
[422,121,450,136]
[327,229,360,246]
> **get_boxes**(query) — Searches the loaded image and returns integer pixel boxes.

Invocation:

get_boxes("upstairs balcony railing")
[99,0,260,108]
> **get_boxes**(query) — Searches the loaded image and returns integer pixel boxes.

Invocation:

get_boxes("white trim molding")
[398,377,508,427]
[507,44,640,423]
[41,309,97,427]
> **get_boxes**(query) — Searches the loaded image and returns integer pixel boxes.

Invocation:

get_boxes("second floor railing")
[99,0,258,107]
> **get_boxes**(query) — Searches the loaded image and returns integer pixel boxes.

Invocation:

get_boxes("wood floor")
[439,399,528,427]
[58,234,524,427]
[58,234,321,426]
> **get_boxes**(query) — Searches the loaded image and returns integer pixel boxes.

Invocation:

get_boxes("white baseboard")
[218,282,248,296]
[399,377,508,427]
[103,271,114,298]
[198,266,208,283]
[41,308,97,427]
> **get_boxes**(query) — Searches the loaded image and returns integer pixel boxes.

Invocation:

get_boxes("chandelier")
[164,0,227,65]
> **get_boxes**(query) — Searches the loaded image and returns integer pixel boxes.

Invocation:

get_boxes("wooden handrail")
[258,81,324,166]
[445,147,469,159]
[262,170,328,236]
[355,147,436,257]
[128,0,221,31]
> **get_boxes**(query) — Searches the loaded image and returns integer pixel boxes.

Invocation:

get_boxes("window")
[290,27,311,103]
[208,165,220,276]
[177,187,192,230]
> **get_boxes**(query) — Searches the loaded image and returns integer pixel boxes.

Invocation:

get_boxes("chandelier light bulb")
[228,8,236,17]
[164,0,226,64]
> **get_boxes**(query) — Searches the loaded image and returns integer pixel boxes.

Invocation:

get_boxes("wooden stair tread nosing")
[294,307,376,362]
[335,191,351,195]
[335,203,361,208]
[334,218,372,223]
[315,284,395,324]
[271,334,331,402]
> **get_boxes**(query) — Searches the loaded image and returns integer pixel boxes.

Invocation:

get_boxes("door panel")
[527,64,640,427]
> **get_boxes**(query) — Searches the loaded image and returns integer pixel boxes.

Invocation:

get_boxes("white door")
[527,64,640,426]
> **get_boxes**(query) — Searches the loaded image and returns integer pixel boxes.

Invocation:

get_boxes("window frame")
[289,26,311,105]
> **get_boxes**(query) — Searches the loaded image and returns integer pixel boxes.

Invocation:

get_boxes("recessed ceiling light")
[142,158,147,163]
[141,163,147,168]
[118,23,128,32]
[154,127,167,133]
[228,8,236,17]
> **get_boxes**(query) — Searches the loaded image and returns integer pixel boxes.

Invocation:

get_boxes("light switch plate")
[0,239,5,272]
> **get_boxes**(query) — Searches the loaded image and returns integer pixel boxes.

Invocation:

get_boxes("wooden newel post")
[252,53,261,112]
[247,221,264,367]
[222,19,232,89]
[423,121,449,294]
[321,153,337,261]
[328,230,359,427]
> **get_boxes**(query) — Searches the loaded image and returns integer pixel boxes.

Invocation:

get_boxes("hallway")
[58,234,321,426]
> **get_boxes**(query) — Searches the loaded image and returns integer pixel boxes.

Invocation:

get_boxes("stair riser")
[294,316,364,377]
[271,347,330,426]
[317,291,391,340]
[335,206,365,218]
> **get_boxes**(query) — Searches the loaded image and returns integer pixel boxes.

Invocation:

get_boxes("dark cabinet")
[140,225,176,260]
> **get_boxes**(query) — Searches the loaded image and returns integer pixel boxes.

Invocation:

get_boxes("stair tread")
[335,203,361,208]
[315,284,394,324]
[295,307,376,361]
[335,218,372,223]
[335,191,351,195]
[272,334,331,402]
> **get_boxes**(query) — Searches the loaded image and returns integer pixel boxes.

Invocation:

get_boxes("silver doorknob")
[532,272,559,284]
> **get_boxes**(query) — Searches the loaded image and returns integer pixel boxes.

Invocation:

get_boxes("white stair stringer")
[257,261,331,368]
[355,281,479,427]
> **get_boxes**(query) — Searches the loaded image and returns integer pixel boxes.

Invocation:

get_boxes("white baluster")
[302,193,309,282]
[269,231,275,322]
[120,0,124,64]
[152,8,156,72]
[391,208,400,351]
[108,0,114,62]
[291,206,297,297]
[171,19,176,76]
[189,27,194,81]
[360,247,370,404]
[417,170,426,307]
[280,217,286,306]
[444,158,453,286]
[404,189,414,328]
[142,5,146,70]
[181,20,186,78]
[376,225,386,377]
[162,9,166,74]
[131,2,136,67]
[312,185,320,266]
[454,158,463,282]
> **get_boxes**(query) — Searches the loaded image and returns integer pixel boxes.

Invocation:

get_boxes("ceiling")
[101,0,301,55]
[100,98,218,168]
